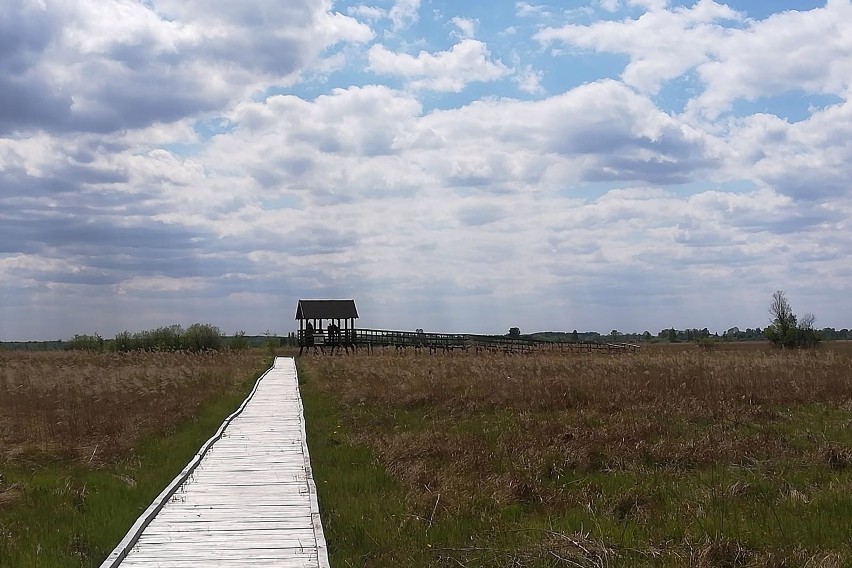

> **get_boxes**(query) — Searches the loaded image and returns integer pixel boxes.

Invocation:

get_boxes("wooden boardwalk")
[298,328,641,355]
[102,357,329,568]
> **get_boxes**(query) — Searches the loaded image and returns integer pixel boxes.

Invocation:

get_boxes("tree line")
[60,325,300,353]
[523,292,840,348]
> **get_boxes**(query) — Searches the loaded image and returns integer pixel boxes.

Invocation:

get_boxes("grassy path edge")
[299,359,436,567]
[0,357,269,567]
[101,361,274,566]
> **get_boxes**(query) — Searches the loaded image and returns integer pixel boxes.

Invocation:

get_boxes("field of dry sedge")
[300,343,852,567]
[0,350,263,468]
[0,349,267,566]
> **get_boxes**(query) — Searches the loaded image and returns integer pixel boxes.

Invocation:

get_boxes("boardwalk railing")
[298,328,641,354]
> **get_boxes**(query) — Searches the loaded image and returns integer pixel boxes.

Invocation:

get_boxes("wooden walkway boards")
[102,357,329,568]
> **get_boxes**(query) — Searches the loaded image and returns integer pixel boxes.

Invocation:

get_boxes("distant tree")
[766,290,797,344]
[797,312,821,348]
[642,331,652,342]
[508,327,521,337]
[228,331,250,351]
[667,328,678,343]
[183,323,223,352]
[114,331,133,352]
[765,290,820,349]
[571,329,579,342]
[65,334,104,352]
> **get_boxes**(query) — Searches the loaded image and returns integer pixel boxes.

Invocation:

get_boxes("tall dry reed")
[303,345,852,510]
[0,350,265,467]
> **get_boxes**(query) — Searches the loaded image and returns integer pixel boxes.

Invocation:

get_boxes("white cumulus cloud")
[389,0,421,31]
[450,16,478,39]
[368,39,510,92]
[535,0,742,95]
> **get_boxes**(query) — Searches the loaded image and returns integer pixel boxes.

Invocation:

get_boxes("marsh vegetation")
[301,343,852,567]
[0,349,268,566]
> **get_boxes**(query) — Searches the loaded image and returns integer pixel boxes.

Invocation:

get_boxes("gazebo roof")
[295,299,359,320]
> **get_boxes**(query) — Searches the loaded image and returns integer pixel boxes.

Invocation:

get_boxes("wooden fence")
[297,329,640,355]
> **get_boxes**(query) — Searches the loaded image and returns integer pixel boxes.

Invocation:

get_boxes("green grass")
[300,362,647,567]
[299,350,852,567]
[0,369,261,567]
[301,373,431,566]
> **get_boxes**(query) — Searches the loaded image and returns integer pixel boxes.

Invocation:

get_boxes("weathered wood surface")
[102,357,329,568]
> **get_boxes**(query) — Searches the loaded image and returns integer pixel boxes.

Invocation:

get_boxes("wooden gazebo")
[295,299,358,353]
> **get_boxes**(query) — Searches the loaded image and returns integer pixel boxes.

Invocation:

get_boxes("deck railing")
[297,329,641,353]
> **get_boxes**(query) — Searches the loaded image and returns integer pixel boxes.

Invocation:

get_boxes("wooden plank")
[102,357,330,568]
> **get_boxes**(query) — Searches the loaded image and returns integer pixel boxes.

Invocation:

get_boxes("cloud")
[535,0,742,95]
[3,2,852,340]
[195,81,849,327]
[457,203,507,227]
[192,80,718,234]
[389,0,421,31]
[628,0,669,11]
[536,1,852,119]
[514,65,546,95]
[450,16,478,39]
[532,80,713,182]
[0,0,371,135]
[598,0,621,12]
[723,100,852,200]
[347,5,386,22]
[515,2,551,19]
[0,2,73,133]
[368,39,510,92]
[688,1,852,117]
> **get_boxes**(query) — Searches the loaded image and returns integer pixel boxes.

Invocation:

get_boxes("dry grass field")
[0,349,268,566]
[0,350,266,468]
[300,342,852,567]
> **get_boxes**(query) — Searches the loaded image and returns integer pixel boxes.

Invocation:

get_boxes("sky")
[2,0,851,340]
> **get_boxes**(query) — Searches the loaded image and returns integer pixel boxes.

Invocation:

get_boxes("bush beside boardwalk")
[49,325,298,353]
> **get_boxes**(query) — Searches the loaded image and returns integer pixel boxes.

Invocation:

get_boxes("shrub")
[228,331,251,351]
[182,323,222,352]
[114,331,133,352]
[765,291,821,349]
[113,324,223,352]
[65,334,105,352]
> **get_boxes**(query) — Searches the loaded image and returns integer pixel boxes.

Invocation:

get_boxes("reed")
[0,349,268,566]
[301,343,852,567]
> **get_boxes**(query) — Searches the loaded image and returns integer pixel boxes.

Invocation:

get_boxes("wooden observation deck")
[294,299,640,355]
